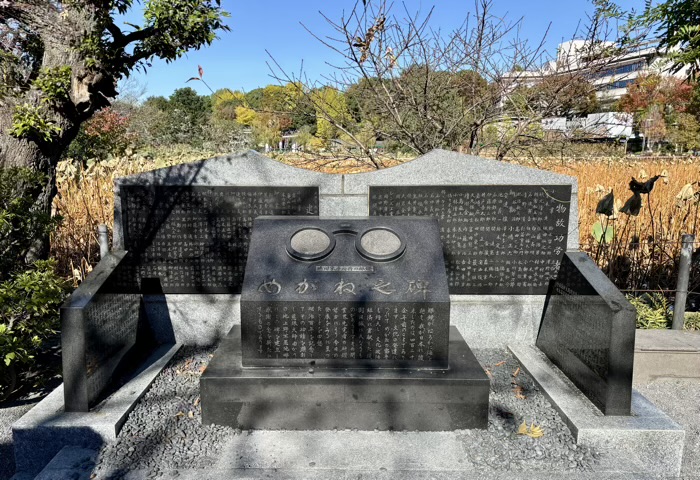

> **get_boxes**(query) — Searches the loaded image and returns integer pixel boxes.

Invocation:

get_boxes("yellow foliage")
[311,87,349,140]
[308,136,327,151]
[212,89,245,108]
[235,106,257,126]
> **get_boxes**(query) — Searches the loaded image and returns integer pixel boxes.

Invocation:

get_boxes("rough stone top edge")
[60,251,128,310]
[564,251,635,315]
[114,149,342,193]
[343,149,578,194]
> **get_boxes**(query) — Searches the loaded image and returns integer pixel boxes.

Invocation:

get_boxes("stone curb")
[510,344,685,477]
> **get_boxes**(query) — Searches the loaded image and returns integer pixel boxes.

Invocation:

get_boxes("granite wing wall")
[536,252,636,415]
[61,251,143,412]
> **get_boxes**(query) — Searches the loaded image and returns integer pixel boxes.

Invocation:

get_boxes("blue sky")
[120,0,642,100]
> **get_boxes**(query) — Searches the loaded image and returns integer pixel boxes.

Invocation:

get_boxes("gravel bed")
[465,349,602,472]
[92,346,605,479]
[93,347,235,479]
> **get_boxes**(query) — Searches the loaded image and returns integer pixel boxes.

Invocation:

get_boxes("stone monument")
[13,149,685,479]
[200,216,490,430]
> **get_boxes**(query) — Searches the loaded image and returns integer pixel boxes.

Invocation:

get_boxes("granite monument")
[200,216,490,430]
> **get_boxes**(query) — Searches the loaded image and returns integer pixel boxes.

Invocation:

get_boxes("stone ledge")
[33,446,97,480]
[635,329,700,353]
[509,344,685,477]
[634,330,700,383]
[12,343,180,477]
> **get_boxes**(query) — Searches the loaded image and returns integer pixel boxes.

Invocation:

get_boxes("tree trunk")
[0,132,63,261]
[0,94,85,262]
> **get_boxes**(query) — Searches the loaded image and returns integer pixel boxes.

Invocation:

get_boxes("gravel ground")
[0,401,36,480]
[460,349,601,473]
[91,347,604,479]
[635,378,700,479]
[93,347,235,479]
[2,347,696,479]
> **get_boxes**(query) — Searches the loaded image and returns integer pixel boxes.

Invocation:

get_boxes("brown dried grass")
[51,147,218,284]
[51,150,700,290]
[510,156,700,290]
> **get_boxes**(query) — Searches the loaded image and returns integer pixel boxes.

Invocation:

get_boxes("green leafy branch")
[34,66,72,104]
[10,104,62,142]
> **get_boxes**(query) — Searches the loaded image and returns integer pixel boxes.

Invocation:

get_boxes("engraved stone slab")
[369,185,571,294]
[536,252,636,415]
[117,186,319,293]
[201,325,490,430]
[61,251,141,412]
[241,217,451,369]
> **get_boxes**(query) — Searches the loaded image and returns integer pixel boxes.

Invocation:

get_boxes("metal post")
[672,234,694,330]
[97,224,109,259]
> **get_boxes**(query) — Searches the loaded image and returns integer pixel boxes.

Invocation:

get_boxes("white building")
[504,39,687,139]
[543,112,634,139]
[507,39,687,105]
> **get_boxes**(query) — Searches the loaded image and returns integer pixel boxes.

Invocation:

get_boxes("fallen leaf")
[528,423,544,438]
[485,369,493,378]
[514,385,526,400]
[517,421,545,438]
[517,421,528,435]
[175,411,185,417]
[494,361,506,367]
[512,367,520,377]
[194,397,200,407]
[188,411,194,418]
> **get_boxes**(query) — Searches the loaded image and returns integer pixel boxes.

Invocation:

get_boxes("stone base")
[201,326,489,431]
[633,329,700,383]
[510,344,685,477]
[12,344,179,477]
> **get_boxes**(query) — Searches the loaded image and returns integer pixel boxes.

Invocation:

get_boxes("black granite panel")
[118,185,319,293]
[241,301,449,369]
[536,252,636,415]
[201,326,489,430]
[241,217,451,368]
[369,185,571,294]
[62,251,141,412]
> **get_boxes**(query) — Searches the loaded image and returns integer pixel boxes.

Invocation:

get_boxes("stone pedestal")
[201,326,489,431]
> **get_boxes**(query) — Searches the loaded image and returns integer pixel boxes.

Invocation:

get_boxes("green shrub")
[0,168,59,281]
[627,293,672,329]
[0,260,66,400]
[685,312,700,331]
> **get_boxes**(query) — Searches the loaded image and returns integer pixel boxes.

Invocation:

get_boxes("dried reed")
[51,151,700,291]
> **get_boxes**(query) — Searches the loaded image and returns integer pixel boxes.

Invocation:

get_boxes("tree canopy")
[0,0,229,260]
[645,0,700,78]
